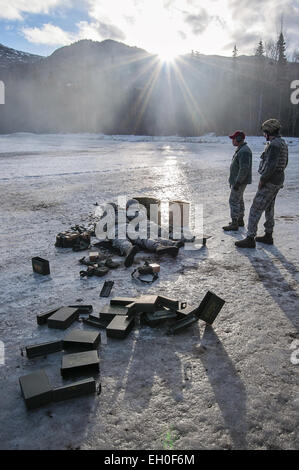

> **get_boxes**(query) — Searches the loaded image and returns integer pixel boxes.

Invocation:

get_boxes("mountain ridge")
[0,39,298,136]
[0,43,42,68]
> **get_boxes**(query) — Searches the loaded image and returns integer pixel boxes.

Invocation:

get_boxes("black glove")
[233,183,240,191]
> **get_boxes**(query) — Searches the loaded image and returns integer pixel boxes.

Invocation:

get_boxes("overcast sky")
[0,0,298,58]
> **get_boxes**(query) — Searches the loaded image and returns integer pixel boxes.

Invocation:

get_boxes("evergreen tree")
[255,40,265,57]
[254,40,266,132]
[276,30,288,121]
[277,32,287,64]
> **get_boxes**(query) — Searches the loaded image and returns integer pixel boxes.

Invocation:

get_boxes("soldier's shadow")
[262,245,299,284]
[242,245,298,328]
[199,325,248,450]
[121,328,185,412]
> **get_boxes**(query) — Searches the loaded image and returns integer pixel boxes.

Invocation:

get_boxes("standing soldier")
[223,131,252,231]
[235,119,288,248]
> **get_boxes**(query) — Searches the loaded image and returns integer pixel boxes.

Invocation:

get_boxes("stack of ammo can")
[19,291,225,410]
[82,291,225,336]
[20,305,100,410]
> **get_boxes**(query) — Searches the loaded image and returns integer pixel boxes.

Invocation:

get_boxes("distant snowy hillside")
[0,43,42,69]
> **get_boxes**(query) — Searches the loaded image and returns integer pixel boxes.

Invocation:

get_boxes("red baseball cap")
[229,130,245,140]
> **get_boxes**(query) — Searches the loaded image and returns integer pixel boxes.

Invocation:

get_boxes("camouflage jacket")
[258,136,288,185]
[229,142,252,187]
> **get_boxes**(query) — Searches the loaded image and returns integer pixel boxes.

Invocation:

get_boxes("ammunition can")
[25,340,63,359]
[19,370,52,410]
[53,378,96,402]
[144,309,177,327]
[110,297,137,306]
[68,305,93,314]
[63,329,101,351]
[169,200,190,231]
[128,295,159,314]
[36,307,61,325]
[61,350,100,377]
[106,315,135,339]
[32,257,50,275]
[167,314,199,335]
[99,304,130,321]
[175,305,197,319]
[195,291,225,325]
[47,307,79,330]
[157,296,187,311]
[133,196,161,225]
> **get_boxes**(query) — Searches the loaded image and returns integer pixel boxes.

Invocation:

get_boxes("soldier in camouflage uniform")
[235,119,288,248]
[223,130,252,231]
[96,199,182,267]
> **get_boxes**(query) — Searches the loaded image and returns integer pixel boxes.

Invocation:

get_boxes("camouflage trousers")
[112,238,133,256]
[229,183,247,222]
[247,182,282,238]
[112,236,177,255]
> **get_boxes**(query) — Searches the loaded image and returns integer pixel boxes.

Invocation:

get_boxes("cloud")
[21,23,76,45]
[21,19,126,46]
[86,0,143,25]
[224,31,261,53]
[0,0,64,20]
[284,5,299,29]
[184,9,213,35]
[226,0,299,53]
[97,21,126,40]
[5,0,299,57]
[77,20,126,41]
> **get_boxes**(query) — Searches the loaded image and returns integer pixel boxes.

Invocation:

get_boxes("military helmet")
[261,119,281,134]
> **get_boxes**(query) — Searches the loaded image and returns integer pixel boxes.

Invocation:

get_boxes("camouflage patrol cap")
[261,119,281,134]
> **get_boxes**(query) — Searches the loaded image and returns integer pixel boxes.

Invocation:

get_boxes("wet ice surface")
[0,133,298,450]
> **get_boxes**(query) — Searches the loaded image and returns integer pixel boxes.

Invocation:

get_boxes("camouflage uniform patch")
[134,237,177,252]
[111,214,178,254]
[112,237,133,256]
[247,182,282,237]
[229,183,247,221]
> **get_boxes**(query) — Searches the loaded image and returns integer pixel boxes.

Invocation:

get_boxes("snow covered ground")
[0,133,298,450]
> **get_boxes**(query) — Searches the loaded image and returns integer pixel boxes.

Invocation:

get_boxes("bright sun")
[158,49,178,63]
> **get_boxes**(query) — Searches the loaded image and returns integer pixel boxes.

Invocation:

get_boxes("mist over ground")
[1,39,299,136]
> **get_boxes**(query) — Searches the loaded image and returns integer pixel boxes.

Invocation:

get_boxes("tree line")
[189,30,299,136]
[0,37,298,136]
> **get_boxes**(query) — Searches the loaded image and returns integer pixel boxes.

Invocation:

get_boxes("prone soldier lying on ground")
[95,199,185,267]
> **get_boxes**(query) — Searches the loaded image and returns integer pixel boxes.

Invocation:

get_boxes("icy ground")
[0,133,298,450]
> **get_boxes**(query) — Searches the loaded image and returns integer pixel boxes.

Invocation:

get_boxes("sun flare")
[158,49,178,63]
